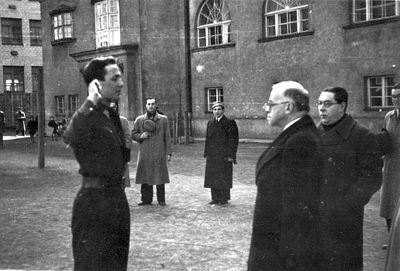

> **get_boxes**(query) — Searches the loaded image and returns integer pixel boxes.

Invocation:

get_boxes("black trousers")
[141,184,165,203]
[211,188,230,202]
[72,187,130,271]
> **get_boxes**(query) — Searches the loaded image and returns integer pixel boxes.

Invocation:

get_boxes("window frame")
[68,94,79,115]
[365,74,396,110]
[1,18,23,45]
[352,0,400,23]
[51,11,74,43]
[205,87,224,112]
[264,0,310,38]
[3,66,25,92]
[197,0,232,48]
[29,19,42,46]
[94,0,121,48]
[55,95,66,115]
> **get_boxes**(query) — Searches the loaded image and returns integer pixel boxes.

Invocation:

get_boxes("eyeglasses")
[316,101,339,108]
[263,101,290,110]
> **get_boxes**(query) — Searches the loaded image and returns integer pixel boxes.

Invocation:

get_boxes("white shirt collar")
[283,117,302,131]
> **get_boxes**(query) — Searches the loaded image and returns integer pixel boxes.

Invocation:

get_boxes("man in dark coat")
[248,81,323,271]
[0,109,5,148]
[204,102,239,205]
[317,86,382,271]
[64,56,130,271]
[15,107,26,136]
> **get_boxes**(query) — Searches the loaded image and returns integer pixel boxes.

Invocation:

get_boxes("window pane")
[289,11,297,22]
[371,98,382,106]
[280,24,288,35]
[355,0,366,9]
[289,22,297,33]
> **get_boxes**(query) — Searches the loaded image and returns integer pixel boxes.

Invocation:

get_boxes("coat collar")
[144,112,161,121]
[256,115,315,175]
[317,114,356,140]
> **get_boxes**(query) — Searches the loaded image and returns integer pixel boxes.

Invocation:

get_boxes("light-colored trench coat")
[132,112,171,185]
[380,110,400,220]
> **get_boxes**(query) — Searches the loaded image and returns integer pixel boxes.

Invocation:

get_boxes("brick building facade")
[0,0,42,127]
[40,0,400,139]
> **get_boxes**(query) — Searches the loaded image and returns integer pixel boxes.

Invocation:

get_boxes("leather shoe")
[208,200,219,205]
[138,202,152,206]
[158,202,166,206]
[219,201,228,205]
[382,244,388,250]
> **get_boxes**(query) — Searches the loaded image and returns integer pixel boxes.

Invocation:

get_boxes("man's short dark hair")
[81,56,118,86]
[283,88,310,113]
[322,86,348,111]
[394,82,400,90]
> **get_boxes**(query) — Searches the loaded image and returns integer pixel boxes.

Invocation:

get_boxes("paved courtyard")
[0,133,389,270]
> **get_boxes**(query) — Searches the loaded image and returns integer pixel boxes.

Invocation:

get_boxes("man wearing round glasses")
[248,81,323,270]
[317,87,382,271]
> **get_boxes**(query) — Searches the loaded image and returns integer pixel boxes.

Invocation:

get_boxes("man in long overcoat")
[380,83,400,232]
[248,81,323,271]
[317,86,382,271]
[132,97,172,206]
[15,107,26,136]
[204,102,239,205]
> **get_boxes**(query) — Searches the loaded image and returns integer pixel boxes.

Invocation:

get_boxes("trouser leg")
[140,184,153,203]
[386,218,392,232]
[220,189,230,202]
[0,133,3,148]
[156,184,165,203]
[211,188,219,202]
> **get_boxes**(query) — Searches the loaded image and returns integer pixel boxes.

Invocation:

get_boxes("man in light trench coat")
[132,97,172,206]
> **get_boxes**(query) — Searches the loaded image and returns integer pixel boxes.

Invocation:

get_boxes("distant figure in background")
[132,97,172,206]
[27,116,38,143]
[380,82,400,234]
[0,109,5,148]
[15,107,26,136]
[204,102,239,205]
[111,102,132,189]
[48,116,59,141]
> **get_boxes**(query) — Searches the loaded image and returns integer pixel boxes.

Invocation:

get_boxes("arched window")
[265,0,309,37]
[197,0,231,48]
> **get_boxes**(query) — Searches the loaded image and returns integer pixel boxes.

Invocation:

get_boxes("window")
[29,20,42,46]
[353,0,399,23]
[55,96,66,115]
[52,12,73,41]
[3,66,24,92]
[68,94,79,114]
[366,75,395,108]
[1,18,23,45]
[206,87,223,111]
[94,0,120,48]
[265,0,309,37]
[197,0,231,48]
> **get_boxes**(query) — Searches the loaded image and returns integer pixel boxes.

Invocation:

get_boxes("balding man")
[248,81,323,271]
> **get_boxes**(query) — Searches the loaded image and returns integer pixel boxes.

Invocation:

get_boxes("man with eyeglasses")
[380,83,400,238]
[248,81,323,271]
[317,86,382,271]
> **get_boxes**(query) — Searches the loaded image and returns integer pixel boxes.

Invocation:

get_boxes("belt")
[82,176,122,189]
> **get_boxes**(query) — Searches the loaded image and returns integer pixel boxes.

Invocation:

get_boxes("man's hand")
[167,154,172,162]
[88,79,102,104]
[226,157,234,162]
[140,132,152,140]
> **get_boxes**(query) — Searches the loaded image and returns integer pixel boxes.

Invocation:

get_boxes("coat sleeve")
[163,117,172,155]
[227,120,239,161]
[131,116,142,143]
[204,121,210,158]
[63,102,92,148]
[343,129,383,209]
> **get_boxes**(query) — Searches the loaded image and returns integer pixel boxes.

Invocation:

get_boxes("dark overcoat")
[248,115,323,271]
[204,115,239,189]
[318,114,382,271]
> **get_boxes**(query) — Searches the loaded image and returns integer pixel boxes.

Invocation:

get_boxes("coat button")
[320,201,326,207]
[328,157,333,162]
[324,179,328,184]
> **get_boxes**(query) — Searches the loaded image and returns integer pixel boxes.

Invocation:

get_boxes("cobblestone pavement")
[0,135,389,270]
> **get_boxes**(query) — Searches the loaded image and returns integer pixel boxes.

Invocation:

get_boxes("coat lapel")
[256,115,314,176]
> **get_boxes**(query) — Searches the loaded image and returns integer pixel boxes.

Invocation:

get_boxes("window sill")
[258,30,314,43]
[51,38,76,46]
[192,43,235,53]
[364,106,393,112]
[343,16,400,29]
